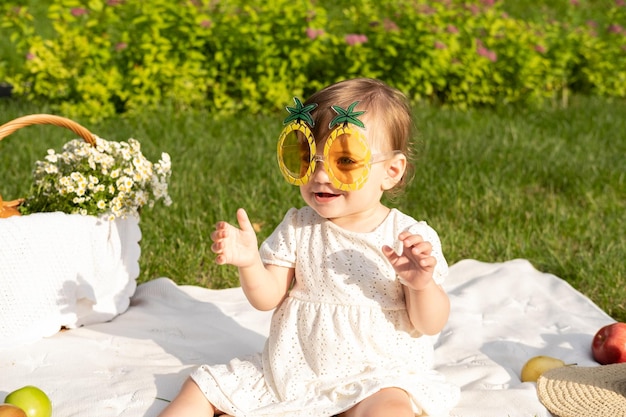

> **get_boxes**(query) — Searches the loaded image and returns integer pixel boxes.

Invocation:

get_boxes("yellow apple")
[520,355,566,382]
[0,404,27,417]
[3,386,51,417]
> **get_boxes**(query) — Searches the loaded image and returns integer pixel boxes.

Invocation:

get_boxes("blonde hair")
[303,78,415,193]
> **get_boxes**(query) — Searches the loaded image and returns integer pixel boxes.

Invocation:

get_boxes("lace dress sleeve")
[259,207,299,268]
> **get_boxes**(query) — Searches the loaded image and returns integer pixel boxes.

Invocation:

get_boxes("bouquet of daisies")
[20,136,172,220]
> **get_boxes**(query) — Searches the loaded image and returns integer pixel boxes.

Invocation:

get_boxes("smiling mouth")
[315,192,338,198]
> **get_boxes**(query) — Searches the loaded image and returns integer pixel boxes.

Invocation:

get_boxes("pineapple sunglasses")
[277,98,401,192]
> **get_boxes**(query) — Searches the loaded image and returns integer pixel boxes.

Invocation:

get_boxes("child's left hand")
[382,231,437,291]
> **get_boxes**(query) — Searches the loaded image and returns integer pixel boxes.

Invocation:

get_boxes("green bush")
[1,0,625,121]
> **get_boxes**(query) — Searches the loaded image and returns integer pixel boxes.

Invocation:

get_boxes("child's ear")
[382,154,407,190]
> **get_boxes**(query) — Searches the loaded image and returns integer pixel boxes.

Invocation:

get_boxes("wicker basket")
[0,114,97,218]
[0,115,142,347]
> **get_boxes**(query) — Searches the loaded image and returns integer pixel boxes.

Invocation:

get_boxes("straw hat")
[536,363,626,417]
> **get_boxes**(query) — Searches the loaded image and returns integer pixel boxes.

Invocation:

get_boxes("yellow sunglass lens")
[278,123,315,185]
[326,131,371,189]
[282,131,309,177]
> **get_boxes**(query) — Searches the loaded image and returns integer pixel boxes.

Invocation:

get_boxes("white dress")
[191,207,459,416]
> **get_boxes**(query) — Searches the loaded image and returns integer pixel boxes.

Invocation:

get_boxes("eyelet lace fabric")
[191,207,459,416]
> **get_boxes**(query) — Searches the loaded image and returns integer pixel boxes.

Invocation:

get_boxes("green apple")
[0,404,27,417]
[4,386,51,417]
[520,355,566,382]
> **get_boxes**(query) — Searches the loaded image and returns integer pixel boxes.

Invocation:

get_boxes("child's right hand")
[211,208,259,267]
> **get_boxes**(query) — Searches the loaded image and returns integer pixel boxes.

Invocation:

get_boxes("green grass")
[0,95,624,321]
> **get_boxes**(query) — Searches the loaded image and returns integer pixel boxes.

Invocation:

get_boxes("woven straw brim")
[537,363,626,417]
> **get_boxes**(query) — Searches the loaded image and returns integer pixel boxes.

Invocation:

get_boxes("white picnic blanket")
[0,259,615,417]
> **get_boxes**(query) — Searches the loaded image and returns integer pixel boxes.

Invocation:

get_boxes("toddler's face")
[299,134,393,227]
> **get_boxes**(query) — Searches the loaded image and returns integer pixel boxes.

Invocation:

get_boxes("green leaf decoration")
[283,97,318,126]
[329,101,366,129]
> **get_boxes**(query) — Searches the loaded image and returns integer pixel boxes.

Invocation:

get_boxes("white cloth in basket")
[0,212,141,349]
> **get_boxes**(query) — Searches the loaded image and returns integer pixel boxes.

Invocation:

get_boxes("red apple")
[0,404,27,417]
[591,322,626,365]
